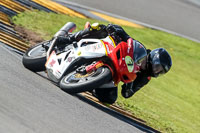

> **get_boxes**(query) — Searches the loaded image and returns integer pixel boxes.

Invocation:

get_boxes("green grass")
[12,10,200,133]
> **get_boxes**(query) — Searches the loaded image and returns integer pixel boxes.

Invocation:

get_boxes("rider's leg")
[54,22,108,47]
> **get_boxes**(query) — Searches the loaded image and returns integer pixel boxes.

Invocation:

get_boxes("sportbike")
[22,22,147,93]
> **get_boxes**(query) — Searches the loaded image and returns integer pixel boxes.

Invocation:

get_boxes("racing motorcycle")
[22,22,147,93]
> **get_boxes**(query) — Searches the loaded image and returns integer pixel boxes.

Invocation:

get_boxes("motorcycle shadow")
[73,93,159,133]
[36,72,158,133]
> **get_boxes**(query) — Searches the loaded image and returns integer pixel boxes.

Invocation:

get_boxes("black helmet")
[149,48,172,77]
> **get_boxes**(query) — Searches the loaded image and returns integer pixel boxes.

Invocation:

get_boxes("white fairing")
[45,36,113,82]
[76,38,106,58]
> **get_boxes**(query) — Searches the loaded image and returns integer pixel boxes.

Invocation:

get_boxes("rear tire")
[60,67,112,93]
[22,41,50,72]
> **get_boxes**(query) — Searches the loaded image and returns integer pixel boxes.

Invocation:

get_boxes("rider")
[54,22,172,104]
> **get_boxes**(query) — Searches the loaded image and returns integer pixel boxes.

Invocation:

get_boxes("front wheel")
[59,67,112,93]
[22,41,50,72]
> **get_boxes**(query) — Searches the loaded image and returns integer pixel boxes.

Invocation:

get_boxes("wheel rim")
[64,68,105,84]
[28,45,46,58]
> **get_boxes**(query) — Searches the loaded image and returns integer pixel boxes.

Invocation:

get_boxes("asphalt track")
[1,43,156,133]
[55,0,200,43]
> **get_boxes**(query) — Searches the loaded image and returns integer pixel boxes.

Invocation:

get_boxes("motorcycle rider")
[54,22,172,104]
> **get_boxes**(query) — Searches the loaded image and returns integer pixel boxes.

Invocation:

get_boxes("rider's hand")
[106,24,116,34]
[106,24,124,35]
[106,24,130,41]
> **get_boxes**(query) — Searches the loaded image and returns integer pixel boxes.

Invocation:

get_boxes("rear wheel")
[60,67,112,93]
[22,41,50,72]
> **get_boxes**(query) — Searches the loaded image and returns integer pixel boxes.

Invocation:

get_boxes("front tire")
[60,67,112,93]
[22,41,50,72]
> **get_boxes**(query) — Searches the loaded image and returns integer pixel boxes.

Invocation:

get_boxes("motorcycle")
[22,22,147,93]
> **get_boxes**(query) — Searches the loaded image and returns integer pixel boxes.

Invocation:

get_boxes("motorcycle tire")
[59,67,112,93]
[22,41,49,72]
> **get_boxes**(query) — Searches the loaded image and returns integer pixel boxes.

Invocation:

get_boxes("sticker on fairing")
[125,56,134,72]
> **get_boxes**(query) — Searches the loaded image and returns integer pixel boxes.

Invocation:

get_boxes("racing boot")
[54,22,93,47]
[53,21,90,47]
[54,36,73,46]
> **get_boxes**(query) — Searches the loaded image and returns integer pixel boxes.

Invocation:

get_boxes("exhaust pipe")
[54,22,76,37]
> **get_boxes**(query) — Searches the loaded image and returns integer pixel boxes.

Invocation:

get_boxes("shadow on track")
[36,70,160,133]
[73,93,160,133]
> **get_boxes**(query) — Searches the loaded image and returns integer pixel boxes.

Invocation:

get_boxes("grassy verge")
[12,10,200,133]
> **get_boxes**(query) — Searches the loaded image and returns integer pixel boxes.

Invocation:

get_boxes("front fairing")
[107,41,137,83]
[107,39,147,84]
[45,36,114,82]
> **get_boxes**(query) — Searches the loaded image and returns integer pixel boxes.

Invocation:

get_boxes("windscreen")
[133,41,147,64]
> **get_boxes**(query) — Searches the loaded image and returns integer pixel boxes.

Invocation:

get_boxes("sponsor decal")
[127,48,130,54]
[125,56,134,72]
[94,43,103,50]
[84,45,91,51]
[67,57,75,62]
[54,70,61,78]
[105,44,110,54]
[92,45,96,51]
[85,43,103,52]
[49,59,56,67]
[96,62,104,69]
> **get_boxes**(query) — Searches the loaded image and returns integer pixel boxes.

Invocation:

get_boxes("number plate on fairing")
[45,51,62,81]
[45,50,76,82]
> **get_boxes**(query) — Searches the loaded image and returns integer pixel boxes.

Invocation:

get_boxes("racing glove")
[121,72,151,98]
[106,24,130,41]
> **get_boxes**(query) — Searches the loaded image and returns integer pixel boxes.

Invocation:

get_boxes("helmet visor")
[151,55,165,77]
